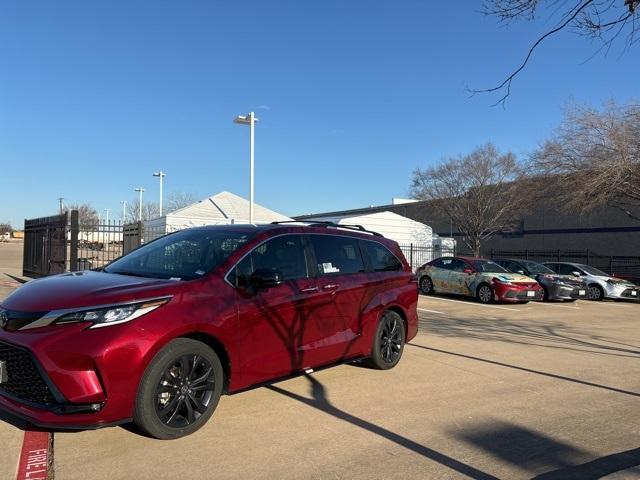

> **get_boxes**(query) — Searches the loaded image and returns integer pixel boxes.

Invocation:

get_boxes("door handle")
[299,286,319,294]
[322,284,340,291]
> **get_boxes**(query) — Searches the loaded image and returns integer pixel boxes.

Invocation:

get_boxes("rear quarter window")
[309,235,365,275]
[364,241,403,272]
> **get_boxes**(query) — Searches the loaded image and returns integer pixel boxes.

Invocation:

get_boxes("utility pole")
[153,171,166,216]
[234,112,258,224]
[135,187,145,222]
[120,201,127,223]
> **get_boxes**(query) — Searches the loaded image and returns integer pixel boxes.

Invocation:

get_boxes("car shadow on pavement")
[423,315,640,359]
[266,374,500,480]
[532,447,640,479]
[452,421,640,478]
[408,343,640,398]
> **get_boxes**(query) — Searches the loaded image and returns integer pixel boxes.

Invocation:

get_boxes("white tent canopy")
[145,191,291,233]
[303,211,432,245]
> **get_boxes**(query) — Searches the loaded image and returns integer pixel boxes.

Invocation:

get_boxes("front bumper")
[605,284,640,300]
[547,283,588,301]
[493,282,543,302]
[0,321,156,429]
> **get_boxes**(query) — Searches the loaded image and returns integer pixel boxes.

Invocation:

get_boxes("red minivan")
[0,223,417,439]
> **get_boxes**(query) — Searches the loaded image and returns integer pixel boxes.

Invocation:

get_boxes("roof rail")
[270,220,383,237]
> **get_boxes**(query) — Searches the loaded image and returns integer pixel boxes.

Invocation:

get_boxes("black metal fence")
[23,212,69,277]
[488,249,640,283]
[398,243,456,271]
[74,220,125,271]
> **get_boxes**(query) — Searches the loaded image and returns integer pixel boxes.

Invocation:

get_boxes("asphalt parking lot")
[1,260,639,480]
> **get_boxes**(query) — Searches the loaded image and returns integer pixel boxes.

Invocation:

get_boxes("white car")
[543,262,640,301]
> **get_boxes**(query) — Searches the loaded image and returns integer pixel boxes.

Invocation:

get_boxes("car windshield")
[522,261,555,275]
[104,229,253,280]
[473,260,509,273]
[577,264,610,277]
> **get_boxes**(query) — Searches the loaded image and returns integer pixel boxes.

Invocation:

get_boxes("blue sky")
[0,1,638,227]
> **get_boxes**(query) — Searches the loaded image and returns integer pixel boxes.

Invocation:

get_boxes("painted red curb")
[15,431,51,480]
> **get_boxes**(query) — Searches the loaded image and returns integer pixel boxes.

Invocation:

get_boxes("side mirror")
[517,270,525,275]
[250,268,283,289]
[463,268,474,275]
[571,271,581,277]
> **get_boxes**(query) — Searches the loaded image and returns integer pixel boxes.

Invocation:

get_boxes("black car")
[493,258,588,302]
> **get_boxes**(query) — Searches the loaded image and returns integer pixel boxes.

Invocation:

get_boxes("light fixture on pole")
[153,171,166,216]
[135,187,145,222]
[234,112,258,224]
[120,201,127,223]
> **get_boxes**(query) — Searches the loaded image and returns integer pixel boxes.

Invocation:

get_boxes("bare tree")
[166,192,197,213]
[530,101,640,220]
[126,199,160,223]
[411,143,531,256]
[474,0,640,105]
[66,203,99,229]
[0,222,13,235]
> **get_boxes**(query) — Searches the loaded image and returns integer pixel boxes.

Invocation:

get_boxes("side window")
[545,263,558,273]
[231,235,308,286]
[557,264,576,275]
[309,235,365,275]
[430,258,444,269]
[365,241,403,272]
[449,259,466,273]
[439,258,454,270]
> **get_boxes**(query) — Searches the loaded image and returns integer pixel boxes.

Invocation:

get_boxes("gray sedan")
[494,258,587,301]
[543,262,640,301]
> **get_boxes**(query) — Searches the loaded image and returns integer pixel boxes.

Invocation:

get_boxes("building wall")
[295,200,640,256]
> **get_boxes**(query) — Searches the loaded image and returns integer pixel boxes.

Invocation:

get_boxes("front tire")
[134,338,224,440]
[366,311,406,370]
[477,283,494,304]
[419,276,434,295]
[588,284,604,301]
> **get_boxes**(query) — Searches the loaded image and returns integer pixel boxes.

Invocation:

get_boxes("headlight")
[492,277,513,286]
[54,297,170,329]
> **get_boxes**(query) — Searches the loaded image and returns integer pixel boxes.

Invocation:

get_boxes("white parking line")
[424,296,521,311]
[418,308,447,315]
[530,302,580,310]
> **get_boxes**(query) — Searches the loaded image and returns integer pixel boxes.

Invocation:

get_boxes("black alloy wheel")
[155,354,215,428]
[134,338,224,439]
[366,310,406,370]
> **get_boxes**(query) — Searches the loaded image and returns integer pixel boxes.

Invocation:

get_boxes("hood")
[606,277,636,286]
[0,271,186,312]
[491,273,536,283]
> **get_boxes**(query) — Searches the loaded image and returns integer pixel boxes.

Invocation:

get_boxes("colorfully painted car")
[493,258,588,302]
[542,262,640,301]
[417,256,543,304]
[0,223,418,439]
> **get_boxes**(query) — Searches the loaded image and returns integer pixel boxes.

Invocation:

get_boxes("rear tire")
[365,311,406,370]
[134,338,224,440]
[588,284,604,301]
[419,276,434,295]
[476,283,494,304]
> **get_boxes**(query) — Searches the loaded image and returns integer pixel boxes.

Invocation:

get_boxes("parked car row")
[417,256,640,303]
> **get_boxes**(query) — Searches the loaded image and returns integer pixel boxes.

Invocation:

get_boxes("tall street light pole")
[58,197,64,214]
[234,112,258,224]
[120,201,127,223]
[153,171,166,216]
[104,208,110,225]
[135,187,145,222]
